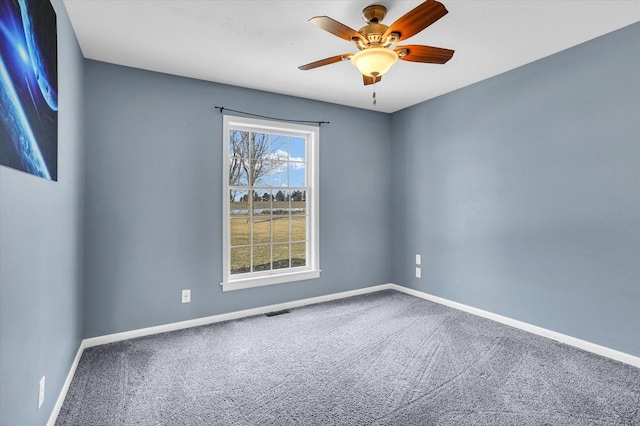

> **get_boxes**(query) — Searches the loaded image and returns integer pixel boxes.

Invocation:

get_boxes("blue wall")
[390,23,640,356]
[82,61,392,338]
[0,1,85,424]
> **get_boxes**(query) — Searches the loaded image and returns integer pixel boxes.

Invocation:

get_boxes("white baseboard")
[82,284,394,348]
[389,284,640,368]
[47,340,87,426]
[49,282,639,423]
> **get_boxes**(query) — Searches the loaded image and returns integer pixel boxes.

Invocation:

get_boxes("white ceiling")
[62,1,640,113]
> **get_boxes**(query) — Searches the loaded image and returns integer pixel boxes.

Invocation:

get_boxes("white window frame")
[221,115,320,291]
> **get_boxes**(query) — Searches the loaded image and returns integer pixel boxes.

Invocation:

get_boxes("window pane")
[253,245,271,272]
[229,130,249,158]
[290,136,305,162]
[230,190,249,217]
[270,134,288,159]
[231,246,250,275]
[272,244,290,270]
[252,218,271,244]
[251,190,271,216]
[291,191,305,215]
[250,133,270,161]
[229,158,248,186]
[230,219,250,246]
[272,216,290,243]
[291,242,306,267]
[291,216,306,242]
[262,191,277,215]
[289,162,305,187]
[251,159,270,187]
[272,190,289,215]
[270,162,288,187]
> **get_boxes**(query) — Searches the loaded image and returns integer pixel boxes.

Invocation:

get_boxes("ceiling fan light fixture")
[351,48,398,77]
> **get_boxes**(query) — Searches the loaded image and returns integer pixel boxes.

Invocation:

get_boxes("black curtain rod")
[214,106,329,126]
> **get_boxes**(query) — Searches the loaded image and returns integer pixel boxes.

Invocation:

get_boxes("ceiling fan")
[298,0,454,87]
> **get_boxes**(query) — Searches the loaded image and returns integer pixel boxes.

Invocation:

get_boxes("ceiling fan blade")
[396,45,454,64]
[298,54,352,71]
[309,16,367,43]
[383,0,448,41]
[363,75,382,86]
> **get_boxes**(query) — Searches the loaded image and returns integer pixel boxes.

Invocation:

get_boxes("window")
[222,115,320,291]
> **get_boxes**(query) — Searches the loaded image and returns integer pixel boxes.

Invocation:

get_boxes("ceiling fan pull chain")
[373,79,377,106]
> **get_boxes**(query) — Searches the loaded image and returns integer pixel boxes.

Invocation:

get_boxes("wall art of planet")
[0,0,57,181]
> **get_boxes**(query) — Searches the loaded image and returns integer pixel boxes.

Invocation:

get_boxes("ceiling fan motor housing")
[359,22,389,45]
[361,5,387,23]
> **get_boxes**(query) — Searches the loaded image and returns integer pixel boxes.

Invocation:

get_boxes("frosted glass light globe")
[351,48,399,77]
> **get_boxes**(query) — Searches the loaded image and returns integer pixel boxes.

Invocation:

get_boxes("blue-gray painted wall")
[390,23,640,356]
[0,1,85,425]
[82,61,393,338]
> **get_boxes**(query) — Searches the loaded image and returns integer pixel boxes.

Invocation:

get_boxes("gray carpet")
[56,290,640,425]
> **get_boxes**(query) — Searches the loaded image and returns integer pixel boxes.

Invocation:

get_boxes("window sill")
[221,269,321,292]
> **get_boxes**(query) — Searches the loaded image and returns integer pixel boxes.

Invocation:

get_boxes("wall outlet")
[415,267,421,278]
[415,254,421,265]
[38,376,45,409]
[182,289,191,303]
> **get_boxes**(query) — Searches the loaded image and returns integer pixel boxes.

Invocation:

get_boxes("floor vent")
[265,309,290,317]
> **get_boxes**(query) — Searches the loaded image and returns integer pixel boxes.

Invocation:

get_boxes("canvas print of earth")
[0,0,57,181]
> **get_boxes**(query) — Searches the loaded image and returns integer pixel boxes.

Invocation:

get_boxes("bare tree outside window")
[228,130,288,205]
